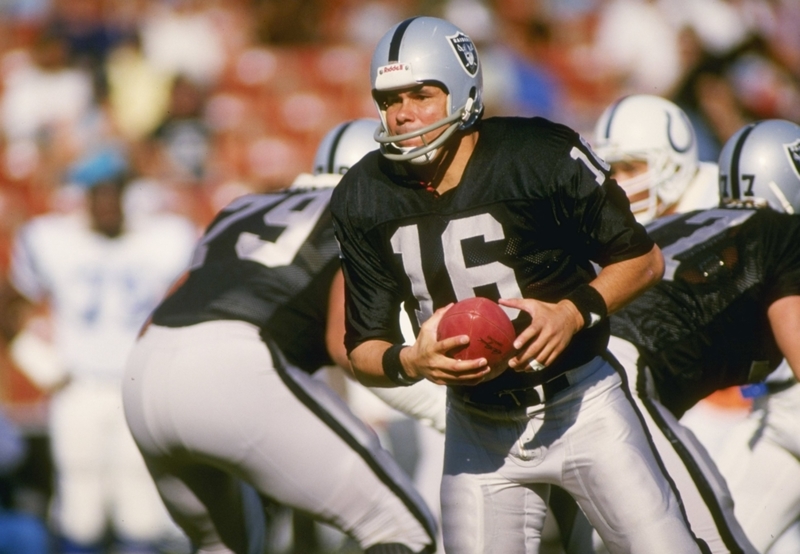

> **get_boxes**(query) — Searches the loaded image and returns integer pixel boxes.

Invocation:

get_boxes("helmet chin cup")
[374,109,463,163]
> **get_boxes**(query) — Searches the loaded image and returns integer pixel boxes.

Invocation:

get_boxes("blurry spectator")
[659,0,749,57]
[45,0,133,73]
[0,404,50,554]
[139,0,225,87]
[479,2,564,120]
[105,32,173,142]
[0,146,197,553]
[591,0,683,96]
[143,75,213,184]
[671,35,799,162]
[0,30,93,145]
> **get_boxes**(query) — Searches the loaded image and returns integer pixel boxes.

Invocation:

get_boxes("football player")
[1,146,198,553]
[566,119,800,554]
[122,118,439,554]
[330,16,703,554]
[592,93,720,224]
[709,119,800,553]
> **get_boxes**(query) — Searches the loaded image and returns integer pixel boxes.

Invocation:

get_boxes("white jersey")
[10,212,196,381]
[675,161,720,213]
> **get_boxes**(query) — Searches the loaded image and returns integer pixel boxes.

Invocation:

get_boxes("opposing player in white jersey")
[122,119,439,554]
[592,93,720,223]
[709,119,800,554]
[1,146,198,553]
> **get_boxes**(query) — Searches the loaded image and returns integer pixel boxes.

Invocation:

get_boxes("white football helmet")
[370,16,484,164]
[718,119,800,214]
[291,118,380,189]
[593,94,698,223]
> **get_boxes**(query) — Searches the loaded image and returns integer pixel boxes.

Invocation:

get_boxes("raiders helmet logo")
[785,139,800,178]
[447,32,479,76]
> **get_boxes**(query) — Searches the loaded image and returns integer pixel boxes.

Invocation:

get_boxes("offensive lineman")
[708,119,800,553]
[563,93,757,554]
[330,16,702,554]
[122,119,439,554]
[572,118,800,554]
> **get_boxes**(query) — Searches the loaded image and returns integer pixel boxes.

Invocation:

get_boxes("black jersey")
[611,208,800,417]
[331,116,654,395]
[151,189,341,373]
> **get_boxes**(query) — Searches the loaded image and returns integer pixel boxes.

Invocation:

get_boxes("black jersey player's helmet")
[291,118,380,189]
[370,16,484,164]
[718,119,800,214]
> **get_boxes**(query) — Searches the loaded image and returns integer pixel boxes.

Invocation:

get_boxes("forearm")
[768,295,800,381]
[349,339,397,387]
[590,244,664,315]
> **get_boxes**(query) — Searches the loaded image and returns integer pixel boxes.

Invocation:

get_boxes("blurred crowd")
[0,0,799,551]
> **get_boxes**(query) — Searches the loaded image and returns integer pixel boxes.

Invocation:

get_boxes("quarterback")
[331,16,702,554]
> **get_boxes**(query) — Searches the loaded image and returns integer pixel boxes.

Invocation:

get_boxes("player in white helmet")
[122,118,440,554]
[712,119,800,553]
[1,146,198,553]
[331,15,703,554]
[593,94,719,224]
[559,120,800,554]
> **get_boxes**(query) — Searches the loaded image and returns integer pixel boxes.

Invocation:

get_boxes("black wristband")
[382,344,421,387]
[565,284,607,329]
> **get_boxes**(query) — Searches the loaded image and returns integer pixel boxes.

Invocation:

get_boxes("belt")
[460,373,571,410]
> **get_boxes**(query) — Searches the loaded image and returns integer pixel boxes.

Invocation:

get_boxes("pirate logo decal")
[786,139,800,179]
[447,32,479,76]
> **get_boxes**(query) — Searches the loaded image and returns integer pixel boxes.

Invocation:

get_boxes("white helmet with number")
[291,118,380,189]
[718,119,800,214]
[593,94,698,223]
[370,16,484,164]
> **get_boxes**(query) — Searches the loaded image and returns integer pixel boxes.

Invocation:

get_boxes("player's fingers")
[436,333,470,354]
[511,322,541,352]
[507,330,559,370]
[428,360,491,385]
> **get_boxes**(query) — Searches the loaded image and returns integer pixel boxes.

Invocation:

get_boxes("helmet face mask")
[718,119,800,214]
[370,17,483,164]
[594,94,698,223]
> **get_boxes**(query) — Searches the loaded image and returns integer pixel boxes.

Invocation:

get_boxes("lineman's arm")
[326,269,447,431]
[768,295,800,381]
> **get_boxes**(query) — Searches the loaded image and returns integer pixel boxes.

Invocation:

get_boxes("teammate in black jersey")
[555,119,800,554]
[121,119,440,554]
[330,16,703,554]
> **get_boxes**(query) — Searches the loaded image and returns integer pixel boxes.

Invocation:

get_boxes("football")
[436,297,516,376]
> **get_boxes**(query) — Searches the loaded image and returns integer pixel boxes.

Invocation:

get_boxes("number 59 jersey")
[610,208,800,417]
[151,189,341,373]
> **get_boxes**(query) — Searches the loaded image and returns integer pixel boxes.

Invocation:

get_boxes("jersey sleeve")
[331,184,405,352]
[551,132,655,267]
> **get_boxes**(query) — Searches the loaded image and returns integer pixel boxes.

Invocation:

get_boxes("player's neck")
[412,129,478,195]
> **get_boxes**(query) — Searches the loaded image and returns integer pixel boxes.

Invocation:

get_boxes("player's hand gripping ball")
[436,297,516,382]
